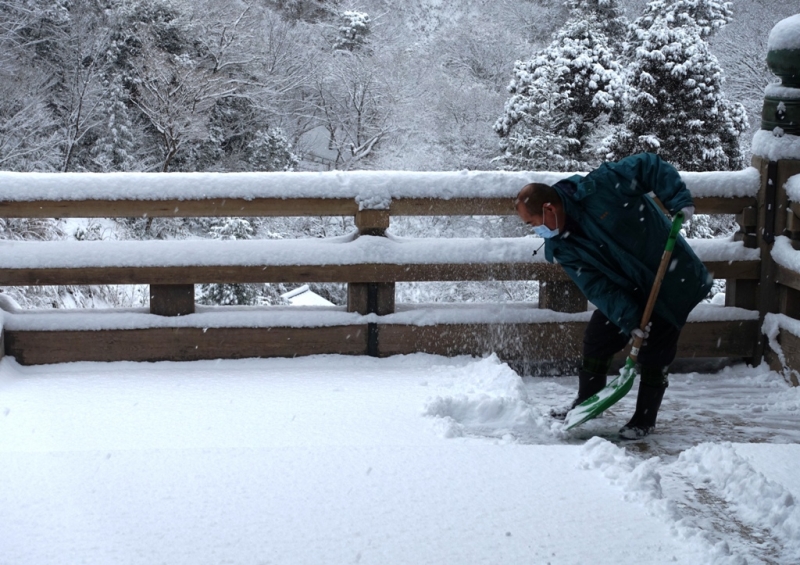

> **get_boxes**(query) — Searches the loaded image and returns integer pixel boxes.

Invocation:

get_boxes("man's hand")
[630,322,651,342]
[680,206,695,223]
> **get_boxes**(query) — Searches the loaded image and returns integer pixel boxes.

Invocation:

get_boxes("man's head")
[515,183,566,237]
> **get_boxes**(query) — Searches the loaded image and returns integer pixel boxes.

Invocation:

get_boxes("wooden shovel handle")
[629,211,685,362]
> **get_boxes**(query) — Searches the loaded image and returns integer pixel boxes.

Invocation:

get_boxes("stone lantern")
[751,13,800,244]
[761,14,800,135]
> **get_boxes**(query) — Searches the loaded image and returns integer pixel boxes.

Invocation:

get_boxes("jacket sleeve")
[613,153,694,214]
[556,249,643,335]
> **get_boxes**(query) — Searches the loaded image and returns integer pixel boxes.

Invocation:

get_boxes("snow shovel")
[564,211,685,431]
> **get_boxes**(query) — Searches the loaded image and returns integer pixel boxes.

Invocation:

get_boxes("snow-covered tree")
[264,0,337,23]
[310,51,394,169]
[52,7,114,172]
[566,0,628,40]
[247,128,299,171]
[495,16,626,171]
[197,283,258,307]
[634,0,733,39]
[180,96,295,173]
[601,16,748,171]
[91,75,140,172]
[495,62,578,170]
[334,10,371,52]
[197,218,261,306]
[130,39,238,172]
[0,1,103,171]
[0,49,58,171]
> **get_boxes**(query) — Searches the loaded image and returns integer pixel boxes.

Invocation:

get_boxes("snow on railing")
[0,170,564,204]
[680,168,760,198]
[0,233,758,270]
[384,302,757,327]
[0,167,761,204]
[689,238,760,262]
[784,174,800,203]
[771,236,800,272]
[0,301,758,333]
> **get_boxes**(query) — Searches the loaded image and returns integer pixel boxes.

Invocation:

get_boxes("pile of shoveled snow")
[423,354,559,442]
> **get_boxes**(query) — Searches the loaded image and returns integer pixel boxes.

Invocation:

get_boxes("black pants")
[582,309,680,387]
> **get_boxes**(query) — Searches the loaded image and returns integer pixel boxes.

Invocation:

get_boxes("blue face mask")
[532,224,560,238]
[532,206,560,238]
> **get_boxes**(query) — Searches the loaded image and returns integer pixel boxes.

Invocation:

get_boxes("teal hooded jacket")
[544,153,713,335]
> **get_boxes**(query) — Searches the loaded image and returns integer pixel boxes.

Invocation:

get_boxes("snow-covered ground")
[1,353,799,565]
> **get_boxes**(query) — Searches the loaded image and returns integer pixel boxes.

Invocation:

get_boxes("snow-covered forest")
[0,0,795,308]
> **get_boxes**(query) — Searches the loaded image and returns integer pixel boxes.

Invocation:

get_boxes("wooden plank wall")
[3,319,760,366]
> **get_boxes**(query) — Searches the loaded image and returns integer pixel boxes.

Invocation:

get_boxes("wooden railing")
[0,169,762,366]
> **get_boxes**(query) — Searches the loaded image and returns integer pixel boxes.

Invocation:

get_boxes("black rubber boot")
[576,369,607,404]
[551,370,607,420]
[619,382,666,440]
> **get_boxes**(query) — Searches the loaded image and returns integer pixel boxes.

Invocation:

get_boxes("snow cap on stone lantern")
[753,14,800,161]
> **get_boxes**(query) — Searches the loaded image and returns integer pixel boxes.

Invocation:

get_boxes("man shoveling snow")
[515,153,712,439]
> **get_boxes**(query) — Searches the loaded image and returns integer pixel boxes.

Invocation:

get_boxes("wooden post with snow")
[349,208,394,357]
[150,285,195,316]
[348,208,394,316]
[753,14,800,379]
[727,203,758,311]
[537,280,587,313]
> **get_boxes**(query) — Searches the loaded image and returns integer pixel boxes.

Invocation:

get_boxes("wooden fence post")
[348,208,394,356]
[753,157,782,363]
[727,205,758,310]
[150,284,195,316]
[753,15,800,365]
[538,280,587,313]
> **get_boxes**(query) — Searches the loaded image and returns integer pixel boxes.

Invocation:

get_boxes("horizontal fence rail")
[0,302,760,366]
[0,195,758,218]
[0,237,760,285]
[0,169,760,217]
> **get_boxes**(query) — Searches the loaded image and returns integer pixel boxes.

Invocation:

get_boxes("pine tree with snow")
[566,0,628,41]
[334,11,370,52]
[197,279,259,307]
[247,128,299,172]
[185,98,298,173]
[601,13,748,171]
[197,218,261,306]
[634,0,733,39]
[494,62,578,171]
[91,76,138,172]
[495,16,626,171]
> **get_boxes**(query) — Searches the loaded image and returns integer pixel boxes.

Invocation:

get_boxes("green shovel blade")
[563,359,637,430]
